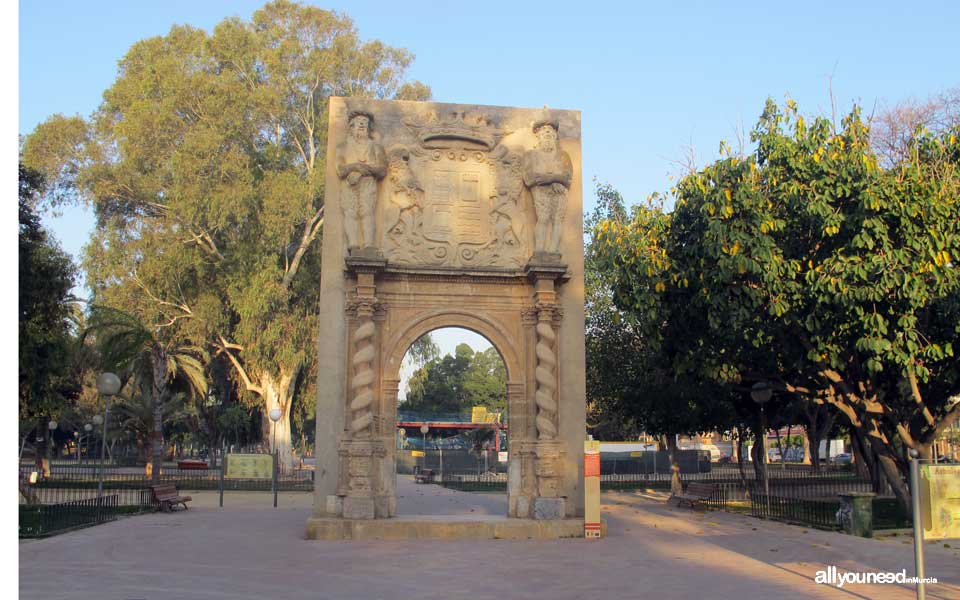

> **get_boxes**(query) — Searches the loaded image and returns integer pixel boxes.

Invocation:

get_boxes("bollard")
[584,438,601,538]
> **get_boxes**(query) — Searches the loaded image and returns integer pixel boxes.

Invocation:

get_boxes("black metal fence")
[19,463,314,494]
[19,493,156,538]
[749,493,840,529]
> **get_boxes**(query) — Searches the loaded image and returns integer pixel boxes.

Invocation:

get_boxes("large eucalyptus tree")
[23,0,430,470]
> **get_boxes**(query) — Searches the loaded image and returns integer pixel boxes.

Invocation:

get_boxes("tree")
[18,164,79,461]
[22,0,430,471]
[402,343,507,417]
[84,305,208,481]
[594,99,960,508]
[871,87,959,167]
[462,347,507,414]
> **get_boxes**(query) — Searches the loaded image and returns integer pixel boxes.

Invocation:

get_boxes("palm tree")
[83,305,207,482]
[112,386,195,463]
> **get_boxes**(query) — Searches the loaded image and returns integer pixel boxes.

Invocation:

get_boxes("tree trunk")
[849,427,873,479]
[151,346,169,484]
[260,370,295,473]
[666,434,683,497]
[736,431,748,491]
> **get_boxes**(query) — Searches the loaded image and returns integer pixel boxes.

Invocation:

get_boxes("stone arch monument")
[308,98,585,539]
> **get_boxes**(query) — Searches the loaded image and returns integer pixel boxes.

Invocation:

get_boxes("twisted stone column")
[350,319,376,436]
[534,320,558,440]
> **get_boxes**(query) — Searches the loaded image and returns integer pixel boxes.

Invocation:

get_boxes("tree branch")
[908,371,937,427]
[214,335,262,396]
[281,206,324,289]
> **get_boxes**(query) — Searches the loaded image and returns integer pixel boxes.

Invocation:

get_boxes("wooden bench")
[671,482,718,509]
[177,460,209,471]
[414,469,435,484]
[151,484,192,512]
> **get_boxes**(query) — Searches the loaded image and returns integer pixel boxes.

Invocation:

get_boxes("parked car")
[832,452,852,464]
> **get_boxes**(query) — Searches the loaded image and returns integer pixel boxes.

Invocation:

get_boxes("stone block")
[342,497,376,520]
[533,497,566,520]
[515,495,532,519]
[374,495,393,518]
[324,494,343,517]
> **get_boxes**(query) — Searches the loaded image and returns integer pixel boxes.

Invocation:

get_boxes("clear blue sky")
[19,0,960,289]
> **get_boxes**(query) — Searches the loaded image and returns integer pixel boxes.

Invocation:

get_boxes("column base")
[533,497,566,520]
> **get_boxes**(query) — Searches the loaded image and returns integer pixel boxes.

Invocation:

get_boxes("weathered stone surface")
[342,497,376,520]
[313,98,585,532]
[534,497,566,520]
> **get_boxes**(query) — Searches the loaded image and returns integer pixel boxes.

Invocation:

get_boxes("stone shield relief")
[370,108,531,268]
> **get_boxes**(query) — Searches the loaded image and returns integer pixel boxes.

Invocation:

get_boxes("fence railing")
[19,463,314,494]
[749,493,840,530]
[19,494,157,538]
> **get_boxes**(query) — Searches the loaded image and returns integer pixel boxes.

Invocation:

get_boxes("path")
[19,483,960,599]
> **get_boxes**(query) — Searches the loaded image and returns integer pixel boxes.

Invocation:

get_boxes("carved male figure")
[522,117,572,255]
[338,111,387,251]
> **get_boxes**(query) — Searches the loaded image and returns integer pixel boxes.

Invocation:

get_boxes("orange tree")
[594,100,960,508]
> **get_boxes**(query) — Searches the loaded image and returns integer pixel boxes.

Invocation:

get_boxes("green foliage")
[403,344,506,416]
[406,333,440,368]
[593,98,960,505]
[21,1,431,446]
[585,182,738,440]
[18,165,79,421]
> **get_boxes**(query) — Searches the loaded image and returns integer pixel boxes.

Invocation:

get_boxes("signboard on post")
[584,439,601,538]
[225,454,274,480]
[919,464,960,540]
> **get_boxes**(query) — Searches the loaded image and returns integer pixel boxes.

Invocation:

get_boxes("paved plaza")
[19,478,960,599]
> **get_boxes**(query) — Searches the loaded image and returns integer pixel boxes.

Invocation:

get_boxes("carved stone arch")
[383,309,522,383]
[310,97,585,538]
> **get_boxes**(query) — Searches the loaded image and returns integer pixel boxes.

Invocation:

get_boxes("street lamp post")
[83,423,92,463]
[751,381,773,516]
[269,408,282,508]
[420,424,429,472]
[96,372,121,497]
[44,420,58,479]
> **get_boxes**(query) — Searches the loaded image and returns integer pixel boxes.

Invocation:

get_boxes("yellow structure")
[225,454,274,480]
[920,464,960,540]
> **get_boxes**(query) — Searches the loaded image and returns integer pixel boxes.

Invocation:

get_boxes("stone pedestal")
[338,439,386,519]
[837,492,875,538]
[533,440,566,519]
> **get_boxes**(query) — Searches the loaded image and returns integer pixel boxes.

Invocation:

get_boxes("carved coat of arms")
[381,110,529,268]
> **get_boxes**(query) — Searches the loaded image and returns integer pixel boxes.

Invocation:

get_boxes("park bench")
[151,484,192,512]
[671,482,718,509]
[414,469,435,484]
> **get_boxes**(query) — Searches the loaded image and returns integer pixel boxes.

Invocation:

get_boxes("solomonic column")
[526,266,568,520]
[340,258,388,519]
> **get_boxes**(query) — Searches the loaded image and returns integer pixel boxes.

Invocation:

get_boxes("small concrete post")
[584,438,601,538]
[837,491,875,537]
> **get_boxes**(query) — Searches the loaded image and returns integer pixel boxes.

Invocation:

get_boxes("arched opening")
[394,327,509,516]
